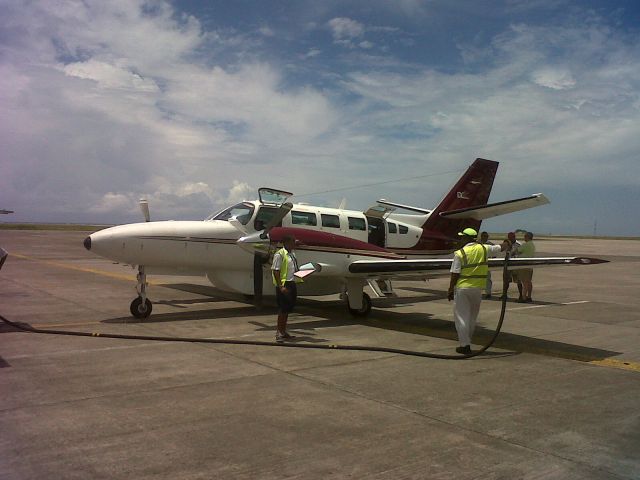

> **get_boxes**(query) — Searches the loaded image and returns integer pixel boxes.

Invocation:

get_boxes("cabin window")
[210,203,255,225]
[254,206,280,230]
[291,211,318,226]
[399,225,409,234]
[348,217,366,231]
[388,222,397,234]
[321,214,340,228]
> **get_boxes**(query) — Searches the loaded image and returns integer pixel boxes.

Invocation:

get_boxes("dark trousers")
[275,281,297,313]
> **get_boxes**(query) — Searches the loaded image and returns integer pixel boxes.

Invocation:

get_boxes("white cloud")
[531,66,576,90]
[328,17,365,41]
[258,26,275,37]
[302,48,322,59]
[63,60,160,92]
[90,192,137,214]
[1,1,639,234]
[227,181,255,204]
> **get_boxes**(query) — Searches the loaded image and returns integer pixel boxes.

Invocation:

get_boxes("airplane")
[83,158,606,318]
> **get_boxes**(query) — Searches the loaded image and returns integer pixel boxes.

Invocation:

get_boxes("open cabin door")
[364,204,396,248]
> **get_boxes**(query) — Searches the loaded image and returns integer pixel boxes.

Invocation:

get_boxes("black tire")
[130,297,152,319]
[347,292,372,316]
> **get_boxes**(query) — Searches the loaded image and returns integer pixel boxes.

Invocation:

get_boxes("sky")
[1,0,639,236]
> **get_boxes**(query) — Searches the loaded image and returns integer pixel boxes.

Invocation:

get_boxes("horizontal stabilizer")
[439,194,549,220]
[376,199,431,214]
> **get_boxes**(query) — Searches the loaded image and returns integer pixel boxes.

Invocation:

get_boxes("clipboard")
[294,269,315,279]
[294,262,321,279]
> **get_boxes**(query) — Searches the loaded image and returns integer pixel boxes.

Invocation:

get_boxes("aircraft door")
[366,216,386,248]
[254,206,282,231]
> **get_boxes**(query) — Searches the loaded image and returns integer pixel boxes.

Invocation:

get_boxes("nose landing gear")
[130,266,152,319]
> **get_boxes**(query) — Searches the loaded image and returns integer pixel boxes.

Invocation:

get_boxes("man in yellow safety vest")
[271,235,302,342]
[447,228,510,354]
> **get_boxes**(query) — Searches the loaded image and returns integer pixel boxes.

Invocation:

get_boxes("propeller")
[139,198,150,222]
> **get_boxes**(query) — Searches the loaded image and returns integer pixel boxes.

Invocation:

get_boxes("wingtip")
[572,257,609,265]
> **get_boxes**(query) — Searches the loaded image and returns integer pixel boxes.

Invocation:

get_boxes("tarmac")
[0,230,638,479]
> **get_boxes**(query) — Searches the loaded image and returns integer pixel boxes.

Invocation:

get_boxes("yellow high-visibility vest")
[272,247,303,286]
[455,243,488,288]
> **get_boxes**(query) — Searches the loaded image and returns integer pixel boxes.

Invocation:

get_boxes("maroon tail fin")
[415,158,498,251]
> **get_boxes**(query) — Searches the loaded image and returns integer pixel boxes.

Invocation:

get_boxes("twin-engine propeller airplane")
[84,158,606,318]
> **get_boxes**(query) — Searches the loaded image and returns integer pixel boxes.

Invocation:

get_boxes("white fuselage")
[87,200,432,296]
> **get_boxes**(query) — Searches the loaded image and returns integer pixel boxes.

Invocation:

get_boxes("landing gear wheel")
[130,297,152,319]
[347,292,372,316]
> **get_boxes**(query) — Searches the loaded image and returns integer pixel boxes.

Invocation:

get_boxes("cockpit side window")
[210,203,255,225]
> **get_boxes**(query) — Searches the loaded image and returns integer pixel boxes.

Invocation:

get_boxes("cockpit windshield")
[207,202,255,225]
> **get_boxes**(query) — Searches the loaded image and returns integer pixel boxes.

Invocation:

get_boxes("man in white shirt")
[271,235,300,342]
[448,228,510,354]
[502,231,523,301]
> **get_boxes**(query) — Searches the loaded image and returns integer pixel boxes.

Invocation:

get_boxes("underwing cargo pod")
[84,158,607,318]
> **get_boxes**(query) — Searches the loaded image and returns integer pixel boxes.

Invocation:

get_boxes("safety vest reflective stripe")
[455,243,488,288]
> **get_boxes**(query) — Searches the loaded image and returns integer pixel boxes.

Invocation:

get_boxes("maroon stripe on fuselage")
[269,227,405,259]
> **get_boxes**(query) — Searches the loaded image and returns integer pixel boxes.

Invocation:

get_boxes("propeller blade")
[139,199,150,222]
[263,202,293,232]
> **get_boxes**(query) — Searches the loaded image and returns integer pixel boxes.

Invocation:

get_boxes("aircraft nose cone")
[83,236,91,251]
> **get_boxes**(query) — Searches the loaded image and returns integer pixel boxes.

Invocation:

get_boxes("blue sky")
[1,0,639,235]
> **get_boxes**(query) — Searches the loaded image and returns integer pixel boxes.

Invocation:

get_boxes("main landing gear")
[348,292,372,316]
[345,292,372,316]
[130,266,152,319]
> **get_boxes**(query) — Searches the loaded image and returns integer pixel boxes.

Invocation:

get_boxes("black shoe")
[525,297,533,303]
[483,294,492,300]
[517,297,525,303]
[456,345,472,355]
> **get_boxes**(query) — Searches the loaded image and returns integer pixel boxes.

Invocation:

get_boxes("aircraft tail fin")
[420,158,498,244]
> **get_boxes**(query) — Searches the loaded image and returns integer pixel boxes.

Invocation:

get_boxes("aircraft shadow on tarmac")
[100,282,621,362]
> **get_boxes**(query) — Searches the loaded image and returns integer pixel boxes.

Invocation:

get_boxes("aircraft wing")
[439,194,549,220]
[347,256,607,278]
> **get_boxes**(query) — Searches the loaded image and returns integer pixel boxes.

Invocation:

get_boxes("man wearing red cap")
[448,228,510,354]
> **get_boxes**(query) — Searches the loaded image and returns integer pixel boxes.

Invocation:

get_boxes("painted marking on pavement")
[32,322,104,329]
[588,358,640,373]
[10,253,162,285]
[508,300,590,311]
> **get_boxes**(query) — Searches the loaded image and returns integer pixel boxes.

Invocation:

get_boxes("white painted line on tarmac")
[508,300,590,311]
[6,342,170,360]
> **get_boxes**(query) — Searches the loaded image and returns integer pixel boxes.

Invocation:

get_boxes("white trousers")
[485,271,492,294]
[453,287,482,347]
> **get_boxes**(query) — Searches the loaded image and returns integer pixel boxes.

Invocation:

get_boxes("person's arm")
[273,270,287,291]
[272,253,287,292]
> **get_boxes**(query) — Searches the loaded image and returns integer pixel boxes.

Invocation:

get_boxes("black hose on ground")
[0,254,511,360]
